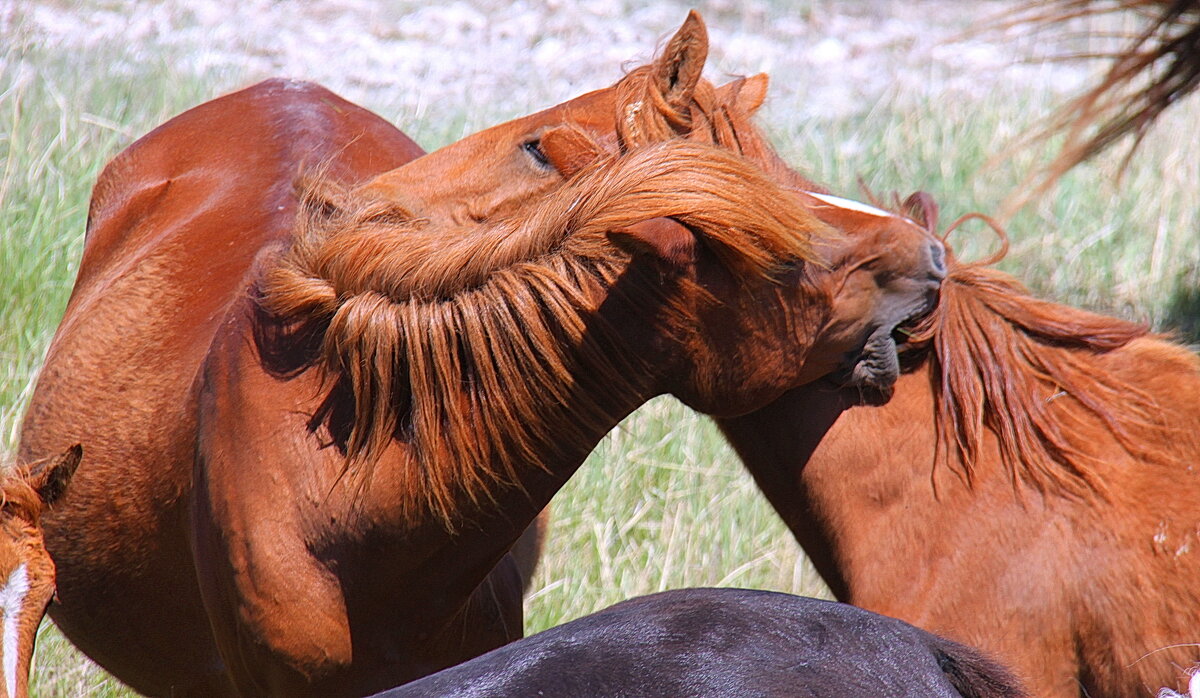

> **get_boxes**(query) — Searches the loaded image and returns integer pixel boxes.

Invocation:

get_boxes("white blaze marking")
[0,563,29,698]
[803,191,894,218]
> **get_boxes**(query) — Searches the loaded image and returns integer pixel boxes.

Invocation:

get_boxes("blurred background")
[2,1,1197,694]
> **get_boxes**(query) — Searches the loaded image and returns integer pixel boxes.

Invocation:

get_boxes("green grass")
[3,13,1198,698]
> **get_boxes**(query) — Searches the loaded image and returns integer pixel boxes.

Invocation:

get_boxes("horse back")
[22,76,423,505]
[77,78,423,306]
[23,75,422,467]
[379,588,1026,697]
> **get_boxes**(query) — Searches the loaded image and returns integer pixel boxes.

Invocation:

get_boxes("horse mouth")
[846,325,902,396]
[840,295,937,399]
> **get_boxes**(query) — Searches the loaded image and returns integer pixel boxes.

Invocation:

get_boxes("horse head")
[0,444,81,698]
[790,191,946,403]
[598,188,944,418]
[360,11,723,225]
[259,12,947,520]
[350,12,945,412]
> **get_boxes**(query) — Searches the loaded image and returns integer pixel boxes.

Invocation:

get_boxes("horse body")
[720,258,1200,697]
[21,13,945,695]
[375,588,1027,698]
[0,446,80,698]
[18,78,424,694]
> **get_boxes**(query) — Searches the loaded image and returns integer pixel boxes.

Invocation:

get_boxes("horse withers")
[0,445,81,698]
[20,13,945,696]
[376,588,1026,698]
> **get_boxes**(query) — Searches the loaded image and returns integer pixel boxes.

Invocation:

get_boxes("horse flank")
[909,249,1185,496]
[256,140,831,527]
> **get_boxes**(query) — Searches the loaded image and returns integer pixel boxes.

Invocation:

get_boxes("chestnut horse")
[0,445,81,698]
[19,13,944,696]
[19,76,424,697]
[375,588,1027,698]
[718,202,1200,697]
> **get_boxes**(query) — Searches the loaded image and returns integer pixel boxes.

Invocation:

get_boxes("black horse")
[375,588,1026,697]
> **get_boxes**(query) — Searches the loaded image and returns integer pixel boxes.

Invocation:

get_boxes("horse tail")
[930,639,1029,698]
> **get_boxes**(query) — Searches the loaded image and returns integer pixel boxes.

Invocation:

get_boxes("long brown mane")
[256,140,829,525]
[909,239,1181,496]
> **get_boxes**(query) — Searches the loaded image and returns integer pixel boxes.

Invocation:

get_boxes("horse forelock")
[613,66,775,163]
[256,140,829,528]
[0,476,42,527]
[908,254,1181,497]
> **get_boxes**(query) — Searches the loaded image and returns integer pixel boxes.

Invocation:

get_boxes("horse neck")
[317,270,674,613]
[717,367,970,601]
[716,380,862,599]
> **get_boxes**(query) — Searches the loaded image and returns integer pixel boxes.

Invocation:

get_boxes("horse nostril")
[928,240,947,280]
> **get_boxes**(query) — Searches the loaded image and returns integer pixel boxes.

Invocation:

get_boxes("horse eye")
[523,139,551,169]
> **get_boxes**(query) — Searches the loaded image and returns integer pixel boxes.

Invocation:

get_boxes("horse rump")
[374,588,1026,697]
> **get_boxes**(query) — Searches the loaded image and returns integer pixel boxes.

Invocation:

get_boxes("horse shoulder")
[193,298,358,688]
[192,295,516,694]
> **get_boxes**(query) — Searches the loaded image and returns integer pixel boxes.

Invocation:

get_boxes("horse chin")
[843,326,900,403]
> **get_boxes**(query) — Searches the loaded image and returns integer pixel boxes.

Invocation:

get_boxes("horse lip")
[834,324,901,396]
[895,283,941,341]
[833,279,941,395]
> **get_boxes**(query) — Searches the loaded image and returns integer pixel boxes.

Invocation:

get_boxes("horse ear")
[716,73,769,116]
[540,126,604,179]
[902,192,939,233]
[608,217,696,267]
[27,443,82,506]
[654,11,709,116]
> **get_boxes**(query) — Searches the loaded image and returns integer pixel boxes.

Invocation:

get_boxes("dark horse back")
[375,588,1026,697]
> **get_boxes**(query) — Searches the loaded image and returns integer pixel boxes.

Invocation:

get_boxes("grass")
[2,8,1198,698]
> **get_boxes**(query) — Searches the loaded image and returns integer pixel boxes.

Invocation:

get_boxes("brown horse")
[19,75,424,697]
[0,445,81,698]
[19,13,944,696]
[719,201,1200,697]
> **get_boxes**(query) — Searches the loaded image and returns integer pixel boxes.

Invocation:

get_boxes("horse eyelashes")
[523,139,551,169]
